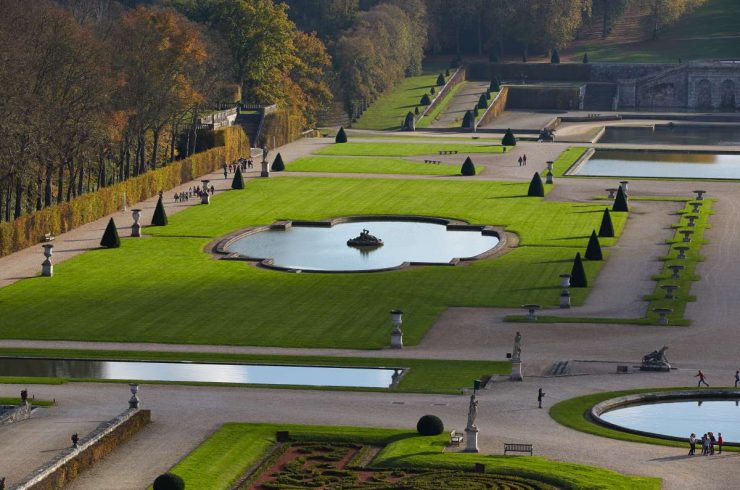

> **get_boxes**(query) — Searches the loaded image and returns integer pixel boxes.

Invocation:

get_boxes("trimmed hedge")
[416,415,444,436]
[501,128,516,146]
[584,230,603,260]
[335,127,348,143]
[153,473,185,490]
[598,208,614,237]
[271,153,285,171]
[0,126,249,257]
[570,252,587,288]
[151,197,168,226]
[100,218,120,248]
[231,166,245,189]
[460,157,476,176]
[613,186,629,212]
[527,172,544,197]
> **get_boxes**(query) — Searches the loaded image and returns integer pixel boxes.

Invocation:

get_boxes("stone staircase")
[235,112,262,147]
[583,82,618,110]
[317,100,351,128]
[576,2,653,45]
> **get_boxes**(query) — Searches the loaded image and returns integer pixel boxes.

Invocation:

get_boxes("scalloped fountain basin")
[224,219,500,272]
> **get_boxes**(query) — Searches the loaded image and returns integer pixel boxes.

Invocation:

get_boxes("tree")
[271,153,285,171]
[335,127,348,143]
[550,48,560,64]
[613,185,629,212]
[430,86,436,95]
[461,110,475,129]
[527,172,544,197]
[100,218,120,248]
[403,111,415,130]
[570,252,587,287]
[417,415,444,436]
[489,80,500,92]
[153,473,185,490]
[414,106,420,115]
[585,230,603,260]
[646,0,702,40]
[477,93,488,109]
[502,128,516,146]
[231,166,244,189]
[420,94,432,105]
[598,208,614,237]
[151,197,168,226]
[461,156,476,176]
[436,73,445,86]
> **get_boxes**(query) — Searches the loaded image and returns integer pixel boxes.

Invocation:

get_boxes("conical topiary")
[231,166,245,189]
[445,68,450,76]
[153,473,184,490]
[598,208,614,237]
[477,93,488,109]
[436,73,445,86]
[271,152,285,171]
[151,197,168,226]
[485,91,491,100]
[551,48,560,64]
[585,230,603,260]
[489,80,500,92]
[100,217,120,248]
[420,93,432,105]
[473,106,480,117]
[414,106,420,115]
[502,128,516,146]
[430,86,436,95]
[612,185,629,212]
[527,172,545,197]
[461,110,475,129]
[583,51,589,63]
[461,156,476,176]
[403,111,415,130]
[335,126,347,143]
[570,252,587,287]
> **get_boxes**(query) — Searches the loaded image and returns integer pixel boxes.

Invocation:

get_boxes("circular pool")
[217,217,503,272]
[592,391,740,444]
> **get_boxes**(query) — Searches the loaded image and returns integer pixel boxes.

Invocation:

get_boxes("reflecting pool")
[226,220,499,271]
[597,125,740,146]
[0,358,399,388]
[601,400,740,443]
[576,150,740,179]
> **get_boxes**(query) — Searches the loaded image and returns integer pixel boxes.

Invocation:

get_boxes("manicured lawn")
[0,348,510,394]
[170,423,660,489]
[551,146,588,177]
[354,61,449,130]
[286,155,479,176]
[550,387,739,452]
[317,142,508,157]
[0,177,625,348]
[563,0,740,62]
[416,81,466,129]
[0,396,54,406]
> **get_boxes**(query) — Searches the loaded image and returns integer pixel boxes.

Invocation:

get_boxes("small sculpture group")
[347,229,383,247]
[641,345,671,372]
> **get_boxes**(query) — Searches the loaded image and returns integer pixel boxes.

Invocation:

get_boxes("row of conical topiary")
[100,196,169,248]
[570,207,619,287]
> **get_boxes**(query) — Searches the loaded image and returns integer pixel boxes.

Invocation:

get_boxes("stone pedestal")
[675,246,689,259]
[510,360,523,381]
[693,190,706,200]
[619,181,629,196]
[463,427,479,453]
[606,188,617,199]
[559,289,571,308]
[131,209,142,237]
[201,180,211,204]
[41,244,54,277]
[261,159,270,178]
[545,171,553,185]
[128,384,140,409]
[390,326,403,348]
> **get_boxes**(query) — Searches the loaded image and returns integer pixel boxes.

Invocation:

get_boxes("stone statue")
[640,345,671,371]
[261,145,269,163]
[512,331,522,360]
[466,393,478,430]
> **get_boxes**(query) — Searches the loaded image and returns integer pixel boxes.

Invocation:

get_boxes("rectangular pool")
[575,150,740,179]
[0,357,400,388]
[597,125,740,146]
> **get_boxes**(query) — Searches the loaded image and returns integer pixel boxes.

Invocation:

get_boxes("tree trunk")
[151,128,160,169]
[77,162,85,196]
[36,175,43,211]
[14,178,23,220]
[44,163,53,207]
[56,164,64,204]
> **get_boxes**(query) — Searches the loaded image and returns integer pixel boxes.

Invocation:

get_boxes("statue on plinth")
[512,331,522,361]
[466,393,478,430]
[641,345,671,371]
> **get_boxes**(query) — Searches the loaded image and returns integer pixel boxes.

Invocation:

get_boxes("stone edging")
[11,408,151,490]
[0,401,33,426]
[589,390,740,446]
[207,215,515,274]
[563,148,595,176]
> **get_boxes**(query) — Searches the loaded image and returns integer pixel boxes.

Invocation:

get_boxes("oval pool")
[224,219,500,272]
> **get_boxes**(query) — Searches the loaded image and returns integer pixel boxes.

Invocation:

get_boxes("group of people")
[688,432,724,456]
[174,184,214,203]
[223,158,253,178]
[517,154,528,166]
[694,369,740,387]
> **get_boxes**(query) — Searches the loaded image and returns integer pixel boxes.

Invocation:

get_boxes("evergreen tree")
[461,110,475,129]
[598,208,614,237]
[527,172,544,197]
[445,68,450,77]
[489,80,500,92]
[551,48,560,64]
[436,73,445,86]
[100,218,120,248]
[485,91,491,100]
[583,51,589,63]
[473,106,480,117]
[460,156,476,176]
[414,106,420,115]
[570,252,587,287]
[420,93,431,105]
[430,86,436,95]
[271,153,285,171]
[335,126,347,143]
[585,230,603,260]
[231,166,245,189]
[612,185,629,212]
[403,111,415,130]
[477,93,488,109]
[151,197,168,226]
[501,128,517,146]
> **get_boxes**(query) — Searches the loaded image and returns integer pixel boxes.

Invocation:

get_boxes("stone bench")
[439,150,459,155]
[424,159,442,164]
[504,443,533,455]
[449,430,464,446]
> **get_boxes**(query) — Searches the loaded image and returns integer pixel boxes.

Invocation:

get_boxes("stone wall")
[417,66,465,127]
[505,86,583,110]
[0,402,32,426]
[11,409,151,490]
[476,86,509,129]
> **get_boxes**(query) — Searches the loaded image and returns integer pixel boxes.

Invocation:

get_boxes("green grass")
[0,396,54,406]
[0,177,625,349]
[550,387,740,452]
[317,142,508,157]
[0,376,66,385]
[416,81,466,129]
[287,156,479,176]
[169,423,659,490]
[354,62,449,130]
[564,0,740,62]
[551,147,588,177]
[0,348,509,394]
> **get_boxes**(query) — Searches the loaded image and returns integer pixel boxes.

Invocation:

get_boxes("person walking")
[717,433,723,454]
[518,156,523,167]
[696,370,709,387]
[735,370,739,388]
[537,388,546,409]
[523,154,527,166]
[688,433,696,455]
[709,432,716,455]
[223,166,228,179]
[701,433,708,455]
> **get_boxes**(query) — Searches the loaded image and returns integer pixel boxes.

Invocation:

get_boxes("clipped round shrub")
[501,128,516,146]
[550,48,560,64]
[420,93,432,105]
[153,473,184,490]
[271,153,285,171]
[335,126,347,143]
[417,415,444,436]
[460,156,476,176]
[436,73,445,86]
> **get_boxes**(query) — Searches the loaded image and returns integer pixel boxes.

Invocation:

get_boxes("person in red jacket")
[717,433,724,454]
[695,370,709,387]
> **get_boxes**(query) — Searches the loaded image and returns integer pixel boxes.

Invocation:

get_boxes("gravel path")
[429,81,491,128]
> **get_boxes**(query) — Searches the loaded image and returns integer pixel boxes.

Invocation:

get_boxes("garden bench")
[449,430,464,446]
[438,150,459,155]
[424,159,442,164]
[504,443,533,455]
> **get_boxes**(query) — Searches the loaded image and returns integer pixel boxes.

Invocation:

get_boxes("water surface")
[598,126,740,146]
[577,150,740,179]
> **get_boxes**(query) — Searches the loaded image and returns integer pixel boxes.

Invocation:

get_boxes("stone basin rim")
[208,215,513,274]
[589,389,740,446]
